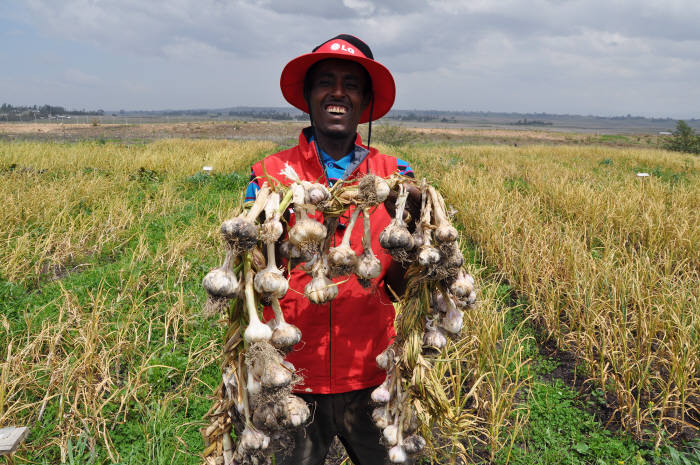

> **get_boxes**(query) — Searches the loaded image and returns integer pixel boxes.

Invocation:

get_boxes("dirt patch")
[0,121,307,145]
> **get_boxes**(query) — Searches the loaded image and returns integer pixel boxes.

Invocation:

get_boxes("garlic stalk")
[269,297,301,351]
[356,207,382,287]
[379,184,414,259]
[416,192,441,267]
[387,377,406,462]
[222,431,234,465]
[202,250,240,298]
[328,206,362,277]
[220,182,271,253]
[288,183,327,256]
[428,185,458,244]
[243,259,272,344]
[304,255,338,304]
[260,191,283,243]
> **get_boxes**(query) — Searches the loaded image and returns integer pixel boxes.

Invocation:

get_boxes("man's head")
[280,34,395,126]
[303,59,372,140]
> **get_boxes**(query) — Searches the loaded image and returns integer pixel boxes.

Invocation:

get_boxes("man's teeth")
[326,105,346,114]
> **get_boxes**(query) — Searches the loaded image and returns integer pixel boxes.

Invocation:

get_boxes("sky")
[1,0,699,118]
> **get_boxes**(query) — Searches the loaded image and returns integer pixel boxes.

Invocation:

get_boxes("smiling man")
[243,34,415,465]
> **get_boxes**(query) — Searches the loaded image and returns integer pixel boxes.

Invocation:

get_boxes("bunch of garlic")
[203,168,476,464]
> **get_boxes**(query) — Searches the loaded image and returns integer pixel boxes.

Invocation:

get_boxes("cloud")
[9,0,700,117]
[63,68,100,86]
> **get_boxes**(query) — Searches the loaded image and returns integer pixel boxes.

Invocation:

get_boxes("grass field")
[0,133,698,464]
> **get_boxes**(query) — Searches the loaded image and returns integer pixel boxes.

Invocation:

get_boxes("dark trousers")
[276,386,388,465]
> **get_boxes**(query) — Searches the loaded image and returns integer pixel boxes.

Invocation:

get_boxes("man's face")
[307,59,370,140]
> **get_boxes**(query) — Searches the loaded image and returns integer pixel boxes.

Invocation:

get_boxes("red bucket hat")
[280,34,396,124]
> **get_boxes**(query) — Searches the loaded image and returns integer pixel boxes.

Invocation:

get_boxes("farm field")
[0,129,698,464]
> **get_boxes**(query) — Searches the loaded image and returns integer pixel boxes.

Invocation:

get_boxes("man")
[245,34,416,465]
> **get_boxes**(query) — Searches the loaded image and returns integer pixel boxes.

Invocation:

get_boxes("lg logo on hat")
[330,42,355,54]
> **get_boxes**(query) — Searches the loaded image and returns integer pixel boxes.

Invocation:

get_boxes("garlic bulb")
[259,361,293,389]
[376,346,395,370]
[372,406,391,429]
[428,185,458,243]
[278,395,310,427]
[238,427,270,451]
[371,375,392,403]
[380,184,414,258]
[358,174,391,205]
[302,181,330,206]
[402,434,426,454]
[388,445,407,463]
[383,424,399,446]
[269,297,301,350]
[328,206,361,277]
[202,250,240,298]
[288,184,327,255]
[252,403,279,430]
[355,207,382,286]
[247,370,261,396]
[220,182,271,253]
[450,268,475,298]
[439,306,464,334]
[243,267,272,344]
[423,319,448,350]
[304,256,338,304]
[254,241,288,298]
[431,291,457,315]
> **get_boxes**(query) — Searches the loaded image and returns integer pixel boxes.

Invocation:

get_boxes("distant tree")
[664,120,700,154]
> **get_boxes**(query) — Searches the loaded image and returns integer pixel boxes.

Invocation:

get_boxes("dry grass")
[0,139,274,462]
[0,139,272,285]
[402,143,699,441]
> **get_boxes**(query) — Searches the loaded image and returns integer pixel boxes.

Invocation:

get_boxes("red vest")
[251,129,399,394]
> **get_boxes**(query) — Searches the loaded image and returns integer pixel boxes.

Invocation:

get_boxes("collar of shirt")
[310,135,356,186]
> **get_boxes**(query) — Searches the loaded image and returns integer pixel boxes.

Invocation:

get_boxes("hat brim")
[280,52,395,124]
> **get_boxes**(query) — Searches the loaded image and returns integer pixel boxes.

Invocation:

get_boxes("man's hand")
[383,182,422,230]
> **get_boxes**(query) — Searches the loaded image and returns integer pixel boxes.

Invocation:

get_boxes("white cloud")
[6,0,700,116]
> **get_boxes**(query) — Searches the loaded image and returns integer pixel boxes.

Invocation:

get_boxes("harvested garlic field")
[1,136,698,464]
